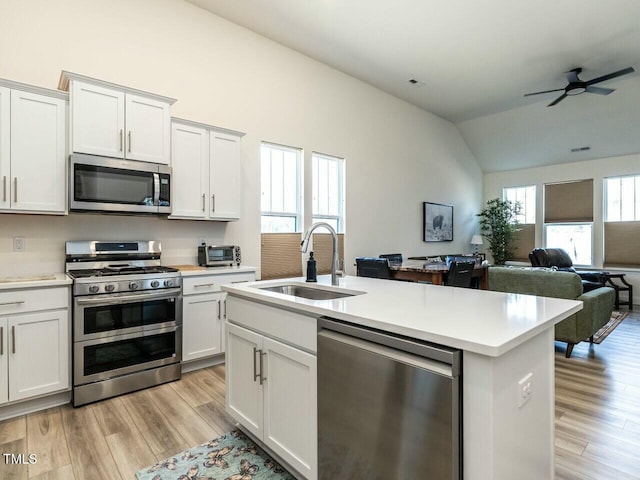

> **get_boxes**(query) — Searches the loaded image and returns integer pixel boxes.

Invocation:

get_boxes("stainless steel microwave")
[70,154,171,214]
[198,244,241,267]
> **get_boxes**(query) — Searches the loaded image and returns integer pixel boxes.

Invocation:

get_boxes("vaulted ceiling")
[187,0,640,172]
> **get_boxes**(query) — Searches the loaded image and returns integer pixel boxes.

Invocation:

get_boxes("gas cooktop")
[67,266,178,279]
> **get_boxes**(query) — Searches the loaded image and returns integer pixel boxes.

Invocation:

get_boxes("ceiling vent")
[570,146,591,152]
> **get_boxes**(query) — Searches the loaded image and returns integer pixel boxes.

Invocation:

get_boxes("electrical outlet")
[13,237,25,252]
[517,372,533,408]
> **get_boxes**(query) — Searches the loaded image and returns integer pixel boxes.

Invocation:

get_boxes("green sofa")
[488,267,615,358]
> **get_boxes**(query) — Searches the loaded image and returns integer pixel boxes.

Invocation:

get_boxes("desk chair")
[445,260,475,288]
[356,257,392,279]
[379,253,403,266]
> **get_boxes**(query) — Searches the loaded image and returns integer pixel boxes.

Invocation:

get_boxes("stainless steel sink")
[258,284,362,300]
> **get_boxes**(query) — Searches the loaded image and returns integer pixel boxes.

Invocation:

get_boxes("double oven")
[66,241,182,407]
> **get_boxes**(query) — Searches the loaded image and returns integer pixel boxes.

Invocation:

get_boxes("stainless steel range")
[66,240,182,407]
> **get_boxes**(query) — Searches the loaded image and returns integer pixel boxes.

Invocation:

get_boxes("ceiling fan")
[524,66,635,106]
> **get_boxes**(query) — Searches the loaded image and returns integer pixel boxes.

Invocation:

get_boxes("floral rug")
[136,430,296,480]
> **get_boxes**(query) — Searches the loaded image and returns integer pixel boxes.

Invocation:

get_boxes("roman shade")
[544,179,593,222]
[604,221,640,268]
[311,233,345,275]
[509,224,535,262]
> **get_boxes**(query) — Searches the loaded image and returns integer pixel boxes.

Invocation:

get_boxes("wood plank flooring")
[1,311,639,479]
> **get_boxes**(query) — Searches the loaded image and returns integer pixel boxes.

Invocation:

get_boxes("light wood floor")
[1,311,639,480]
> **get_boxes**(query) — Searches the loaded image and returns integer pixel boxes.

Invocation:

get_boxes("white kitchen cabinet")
[0,286,70,406]
[61,72,174,165]
[0,82,67,213]
[181,270,256,366]
[226,320,317,480]
[170,118,245,221]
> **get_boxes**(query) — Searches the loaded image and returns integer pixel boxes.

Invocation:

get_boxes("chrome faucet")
[301,222,342,286]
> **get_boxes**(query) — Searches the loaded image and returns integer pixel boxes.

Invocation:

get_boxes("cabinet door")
[0,87,9,210]
[262,336,317,480]
[125,93,171,164]
[226,322,264,439]
[8,309,69,402]
[209,131,241,220]
[0,318,7,404]
[10,90,67,213]
[182,292,223,362]
[170,122,209,218]
[71,80,125,158]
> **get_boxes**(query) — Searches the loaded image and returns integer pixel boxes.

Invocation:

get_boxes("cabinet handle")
[120,129,124,151]
[0,326,3,355]
[217,300,221,320]
[128,131,132,153]
[202,193,205,212]
[2,176,5,202]
[223,299,226,318]
[193,283,214,288]
[0,300,25,306]
[253,347,260,382]
[13,177,17,203]
[212,194,215,212]
[12,326,15,354]
[259,351,267,385]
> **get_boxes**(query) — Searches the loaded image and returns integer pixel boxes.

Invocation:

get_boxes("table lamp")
[471,235,483,254]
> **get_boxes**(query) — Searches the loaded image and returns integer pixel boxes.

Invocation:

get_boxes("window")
[544,223,593,266]
[260,143,302,232]
[312,152,345,233]
[503,185,535,224]
[604,174,640,221]
[544,180,594,266]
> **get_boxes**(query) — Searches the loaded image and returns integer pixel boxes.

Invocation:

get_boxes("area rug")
[136,430,296,480]
[592,311,629,344]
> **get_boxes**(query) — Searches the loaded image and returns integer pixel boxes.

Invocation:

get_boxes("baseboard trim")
[0,391,71,421]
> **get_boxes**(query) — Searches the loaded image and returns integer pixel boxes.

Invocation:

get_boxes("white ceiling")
[186,0,640,172]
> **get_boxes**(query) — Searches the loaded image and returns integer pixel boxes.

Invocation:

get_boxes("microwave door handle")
[153,173,160,207]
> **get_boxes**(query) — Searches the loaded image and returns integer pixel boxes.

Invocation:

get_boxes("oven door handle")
[75,289,181,305]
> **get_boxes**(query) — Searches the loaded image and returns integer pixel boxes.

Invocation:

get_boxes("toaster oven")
[198,244,241,267]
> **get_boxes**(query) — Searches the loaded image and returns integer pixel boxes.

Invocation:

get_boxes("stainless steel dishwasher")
[318,317,461,480]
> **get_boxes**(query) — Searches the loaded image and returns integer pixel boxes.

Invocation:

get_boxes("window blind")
[311,233,345,274]
[261,233,303,280]
[509,224,535,262]
[544,179,593,222]
[604,221,640,267]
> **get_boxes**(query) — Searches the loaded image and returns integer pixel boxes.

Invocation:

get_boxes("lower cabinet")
[226,321,317,480]
[182,291,225,361]
[0,309,69,405]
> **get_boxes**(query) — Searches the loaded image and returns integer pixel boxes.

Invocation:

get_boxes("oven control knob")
[150,280,160,288]
[129,282,139,291]
[164,279,174,287]
[89,285,100,293]
[105,284,115,292]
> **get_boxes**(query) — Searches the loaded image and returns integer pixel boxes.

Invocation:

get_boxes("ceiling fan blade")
[586,67,635,85]
[547,93,567,107]
[524,88,565,97]
[586,85,615,95]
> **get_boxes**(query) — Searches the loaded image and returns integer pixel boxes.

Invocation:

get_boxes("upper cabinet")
[0,81,67,214]
[170,118,245,221]
[59,71,175,165]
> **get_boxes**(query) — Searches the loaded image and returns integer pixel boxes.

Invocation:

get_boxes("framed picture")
[423,202,453,242]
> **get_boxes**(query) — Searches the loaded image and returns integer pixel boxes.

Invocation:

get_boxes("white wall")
[0,0,482,277]
[484,153,640,306]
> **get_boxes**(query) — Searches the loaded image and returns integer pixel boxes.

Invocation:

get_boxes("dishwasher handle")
[318,316,460,377]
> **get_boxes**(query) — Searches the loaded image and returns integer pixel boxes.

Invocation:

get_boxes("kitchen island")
[222,274,582,480]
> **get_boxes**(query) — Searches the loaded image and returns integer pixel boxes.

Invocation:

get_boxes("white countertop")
[170,265,258,277]
[222,274,583,357]
[0,273,72,290]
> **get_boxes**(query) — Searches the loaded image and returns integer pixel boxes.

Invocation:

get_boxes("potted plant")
[476,198,521,265]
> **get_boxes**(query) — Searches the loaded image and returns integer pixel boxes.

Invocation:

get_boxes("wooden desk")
[390,260,488,289]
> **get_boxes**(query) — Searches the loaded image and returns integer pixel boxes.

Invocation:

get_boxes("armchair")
[529,248,607,292]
